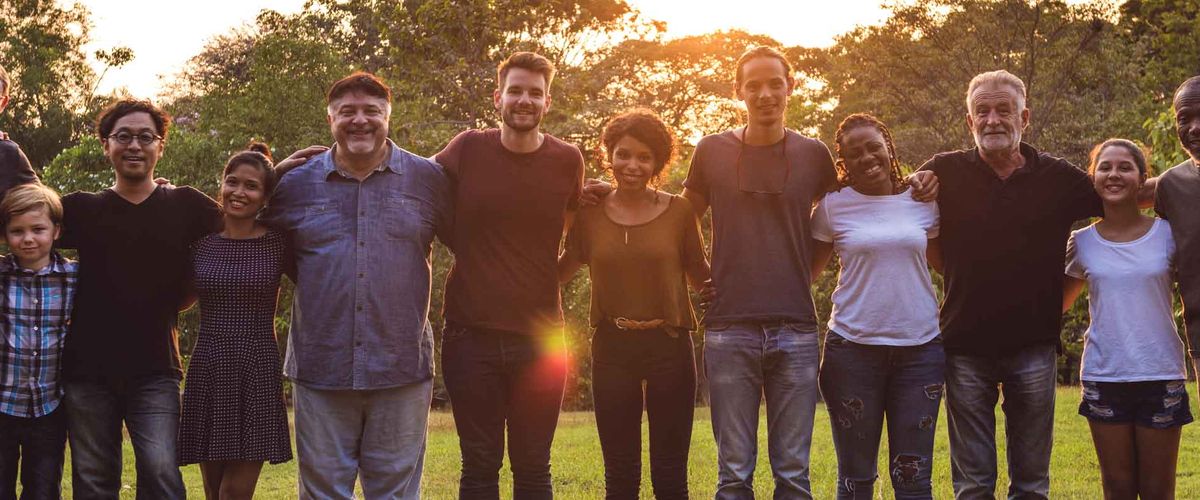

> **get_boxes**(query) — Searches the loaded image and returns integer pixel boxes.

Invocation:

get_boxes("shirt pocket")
[383,196,432,242]
[296,201,341,248]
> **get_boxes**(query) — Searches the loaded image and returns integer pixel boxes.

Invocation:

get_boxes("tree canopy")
[7,0,1200,398]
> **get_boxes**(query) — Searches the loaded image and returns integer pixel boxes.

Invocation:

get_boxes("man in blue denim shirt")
[261,72,451,499]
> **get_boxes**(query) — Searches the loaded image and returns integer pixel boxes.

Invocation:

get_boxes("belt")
[602,317,682,338]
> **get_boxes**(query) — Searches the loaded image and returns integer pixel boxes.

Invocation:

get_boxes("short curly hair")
[599,109,677,185]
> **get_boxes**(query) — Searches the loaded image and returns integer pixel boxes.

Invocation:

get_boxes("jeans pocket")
[703,321,734,333]
[825,331,849,347]
[442,325,468,344]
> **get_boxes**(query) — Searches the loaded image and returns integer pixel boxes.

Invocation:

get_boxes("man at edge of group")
[434,52,584,499]
[919,69,1156,500]
[261,72,452,499]
[1155,75,1200,389]
[674,46,936,499]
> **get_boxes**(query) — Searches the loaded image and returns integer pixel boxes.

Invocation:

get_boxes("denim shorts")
[1078,380,1194,429]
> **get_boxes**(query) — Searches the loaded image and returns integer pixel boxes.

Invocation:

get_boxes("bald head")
[1175,76,1200,161]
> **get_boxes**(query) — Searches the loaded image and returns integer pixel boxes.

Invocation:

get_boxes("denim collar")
[318,140,404,181]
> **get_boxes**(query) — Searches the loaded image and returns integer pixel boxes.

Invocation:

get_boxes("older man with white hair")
[918,70,1154,499]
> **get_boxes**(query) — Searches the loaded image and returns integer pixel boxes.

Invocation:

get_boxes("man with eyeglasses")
[57,98,219,499]
[0,64,40,199]
[675,46,936,499]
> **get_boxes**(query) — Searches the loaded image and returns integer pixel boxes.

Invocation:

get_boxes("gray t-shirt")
[683,129,837,326]
[1154,158,1200,355]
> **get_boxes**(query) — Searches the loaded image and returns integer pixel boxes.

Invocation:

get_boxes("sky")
[75,0,898,98]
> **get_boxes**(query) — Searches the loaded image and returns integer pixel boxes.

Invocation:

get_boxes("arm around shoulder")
[56,192,87,250]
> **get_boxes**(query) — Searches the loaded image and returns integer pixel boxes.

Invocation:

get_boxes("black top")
[0,139,40,199]
[920,143,1101,356]
[58,186,220,380]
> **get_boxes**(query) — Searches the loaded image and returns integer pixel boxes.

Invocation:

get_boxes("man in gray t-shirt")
[678,46,937,499]
[684,128,836,324]
[678,46,836,499]
[1154,75,1200,374]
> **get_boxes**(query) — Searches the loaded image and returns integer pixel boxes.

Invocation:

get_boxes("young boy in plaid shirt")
[0,183,77,498]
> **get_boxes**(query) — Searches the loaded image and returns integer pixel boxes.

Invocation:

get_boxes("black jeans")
[442,325,567,500]
[0,408,66,500]
[592,324,696,500]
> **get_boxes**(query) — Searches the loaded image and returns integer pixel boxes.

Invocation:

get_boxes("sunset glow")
[75,0,895,98]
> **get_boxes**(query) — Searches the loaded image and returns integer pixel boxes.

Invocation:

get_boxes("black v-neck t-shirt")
[920,143,1102,356]
[58,186,220,381]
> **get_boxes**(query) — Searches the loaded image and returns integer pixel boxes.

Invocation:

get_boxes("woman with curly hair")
[557,109,710,499]
[811,113,944,499]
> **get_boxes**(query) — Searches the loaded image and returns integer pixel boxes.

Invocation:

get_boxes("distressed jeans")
[293,379,433,500]
[704,321,820,500]
[945,344,1057,500]
[442,326,567,500]
[65,376,185,500]
[818,332,945,499]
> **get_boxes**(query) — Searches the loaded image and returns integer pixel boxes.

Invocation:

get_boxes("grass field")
[39,386,1200,499]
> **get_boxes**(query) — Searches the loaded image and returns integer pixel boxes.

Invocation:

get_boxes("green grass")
[38,386,1200,498]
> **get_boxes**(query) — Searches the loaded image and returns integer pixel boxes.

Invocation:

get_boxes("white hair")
[966,70,1027,112]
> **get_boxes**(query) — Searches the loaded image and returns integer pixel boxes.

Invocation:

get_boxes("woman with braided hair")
[811,113,944,499]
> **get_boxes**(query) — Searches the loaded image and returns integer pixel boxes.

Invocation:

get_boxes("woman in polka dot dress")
[178,143,292,499]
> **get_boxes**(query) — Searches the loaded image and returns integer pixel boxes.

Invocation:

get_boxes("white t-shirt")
[811,187,940,345]
[1066,218,1185,382]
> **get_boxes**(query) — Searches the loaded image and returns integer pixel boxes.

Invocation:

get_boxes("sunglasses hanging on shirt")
[736,127,792,195]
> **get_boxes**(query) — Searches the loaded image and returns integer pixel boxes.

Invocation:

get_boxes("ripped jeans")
[818,332,945,500]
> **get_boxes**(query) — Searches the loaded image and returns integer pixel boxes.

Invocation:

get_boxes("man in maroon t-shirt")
[434,51,584,499]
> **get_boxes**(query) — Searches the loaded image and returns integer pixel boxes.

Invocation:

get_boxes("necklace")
[611,189,660,245]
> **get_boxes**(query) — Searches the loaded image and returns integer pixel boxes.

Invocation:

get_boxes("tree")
[1117,0,1200,169]
[166,9,350,168]
[0,0,95,168]
[798,0,1142,166]
[554,30,779,168]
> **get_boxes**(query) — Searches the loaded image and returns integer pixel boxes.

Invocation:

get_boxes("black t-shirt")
[58,186,220,380]
[0,139,40,199]
[920,143,1101,356]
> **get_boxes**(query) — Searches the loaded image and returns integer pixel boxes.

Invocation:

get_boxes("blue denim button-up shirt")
[262,141,451,390]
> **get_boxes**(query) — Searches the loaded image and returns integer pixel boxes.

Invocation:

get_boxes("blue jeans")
[945,344,1057,500]
[704,321,820,500]
[293,380,432,500]
[0,409,66,500]
[64,376,185,500]
[818,333,945,499]
[442,326,567,500]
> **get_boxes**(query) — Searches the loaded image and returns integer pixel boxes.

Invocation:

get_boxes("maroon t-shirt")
[435,129,584,334]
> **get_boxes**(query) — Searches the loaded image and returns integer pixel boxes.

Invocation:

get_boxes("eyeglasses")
[735,127,791,195]
[106,131,162,146]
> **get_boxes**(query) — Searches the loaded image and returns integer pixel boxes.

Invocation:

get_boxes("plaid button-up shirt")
[0,252,78,418]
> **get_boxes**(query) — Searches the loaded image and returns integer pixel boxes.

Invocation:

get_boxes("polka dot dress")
[178,230,292,465]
